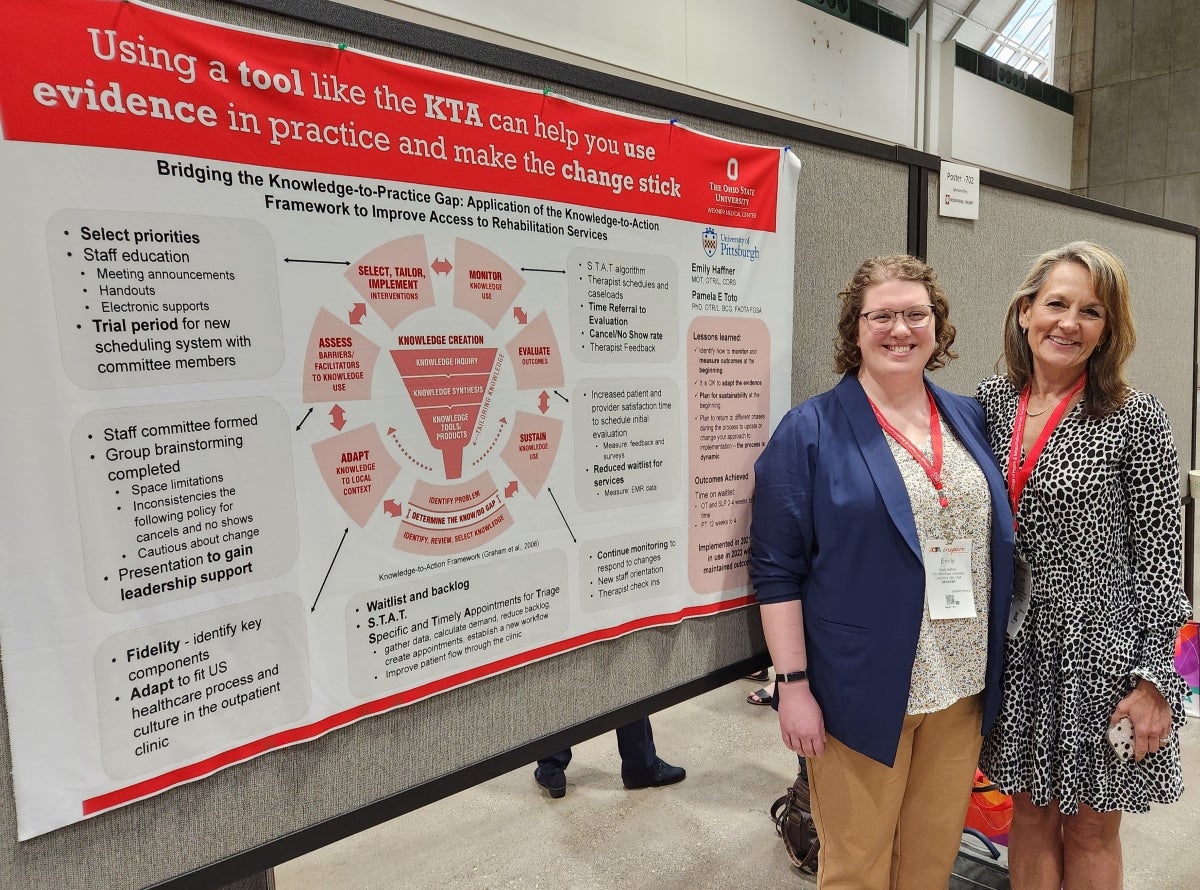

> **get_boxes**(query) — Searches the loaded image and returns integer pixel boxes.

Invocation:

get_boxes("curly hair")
[833,255,957,374]
[1000,241,1134,419]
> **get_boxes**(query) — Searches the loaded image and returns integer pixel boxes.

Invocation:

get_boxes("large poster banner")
[0,0,799,838]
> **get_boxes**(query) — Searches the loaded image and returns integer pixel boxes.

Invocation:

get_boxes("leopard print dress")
[976,376,1190,813]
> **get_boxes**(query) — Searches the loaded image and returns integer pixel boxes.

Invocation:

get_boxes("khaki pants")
[807,693,983,890]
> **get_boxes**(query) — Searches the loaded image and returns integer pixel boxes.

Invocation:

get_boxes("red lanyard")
[1007,374,1086,526]
[869,390,948,509]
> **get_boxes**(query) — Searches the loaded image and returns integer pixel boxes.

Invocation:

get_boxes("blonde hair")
[1001,241,1134,418]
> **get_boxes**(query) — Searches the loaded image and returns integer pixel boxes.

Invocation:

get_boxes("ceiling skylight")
[984,0,1054,80]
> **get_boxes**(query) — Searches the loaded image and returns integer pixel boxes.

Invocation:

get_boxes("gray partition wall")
[0,1,914,888]
[925,176,1198,471]
[791,144,910,399]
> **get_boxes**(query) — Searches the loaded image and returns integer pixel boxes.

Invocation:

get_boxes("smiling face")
[856,278,937,386]
[1019,260,1107,385]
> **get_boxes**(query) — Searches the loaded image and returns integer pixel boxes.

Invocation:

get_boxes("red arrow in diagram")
[538,391,550,414]
[431,257,452,275]
[383,499,404,517]
[513,306,528,324]
[349,303,367,325]
[505,480,519,498]
[330,405,346,430]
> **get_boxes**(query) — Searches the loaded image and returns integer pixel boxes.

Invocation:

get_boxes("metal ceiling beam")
[945,0,986,42]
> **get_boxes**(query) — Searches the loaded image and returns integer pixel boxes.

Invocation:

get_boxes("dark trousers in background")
[537,717,658,782]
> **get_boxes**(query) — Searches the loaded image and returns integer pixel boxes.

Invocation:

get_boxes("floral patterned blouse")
[881,424,992,714]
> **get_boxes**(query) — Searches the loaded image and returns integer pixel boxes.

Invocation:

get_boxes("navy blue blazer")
[749,373,1014,766]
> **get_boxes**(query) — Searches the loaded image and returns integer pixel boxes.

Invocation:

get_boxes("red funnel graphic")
[392,348,498,478]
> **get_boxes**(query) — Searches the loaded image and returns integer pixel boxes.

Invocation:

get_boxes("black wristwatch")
[776,670,808,684]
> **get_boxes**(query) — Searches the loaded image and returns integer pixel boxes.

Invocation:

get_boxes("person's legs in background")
[746,667,774,704]
[617,717,686,790]
[615,717,656,777]
[747,681,775,706]
[533,718,685,797]
[534,747,571,798]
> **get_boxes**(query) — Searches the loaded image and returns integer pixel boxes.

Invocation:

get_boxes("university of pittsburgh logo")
[702,227,717,257]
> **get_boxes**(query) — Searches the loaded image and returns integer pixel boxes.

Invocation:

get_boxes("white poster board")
[0,0,800,838]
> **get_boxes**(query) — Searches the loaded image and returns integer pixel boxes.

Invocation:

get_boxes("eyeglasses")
[858,305,934,331]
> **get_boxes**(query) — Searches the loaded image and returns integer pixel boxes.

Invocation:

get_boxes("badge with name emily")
[924,539,976,619]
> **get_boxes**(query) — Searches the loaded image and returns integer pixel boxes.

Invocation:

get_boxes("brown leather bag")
[769,768,819,875]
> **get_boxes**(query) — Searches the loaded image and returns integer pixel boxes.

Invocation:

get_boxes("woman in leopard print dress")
[977,242,1190,890]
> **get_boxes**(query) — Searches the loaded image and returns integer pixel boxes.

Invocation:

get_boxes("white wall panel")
[361,1,1076,186]
[939,44,1072,186]
[375,0,690,83]
[685,0,915,146]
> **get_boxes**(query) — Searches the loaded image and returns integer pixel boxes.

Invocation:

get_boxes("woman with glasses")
[977,242,1189,890]
[750,255,1014,888]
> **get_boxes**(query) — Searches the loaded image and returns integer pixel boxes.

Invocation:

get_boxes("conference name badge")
[924,539,976,619]
[1007,556,1033,638]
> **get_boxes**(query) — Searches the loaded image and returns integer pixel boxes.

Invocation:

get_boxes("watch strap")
[777,670,808,683]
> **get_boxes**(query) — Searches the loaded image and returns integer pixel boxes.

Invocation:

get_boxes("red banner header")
[0,0,781,230]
